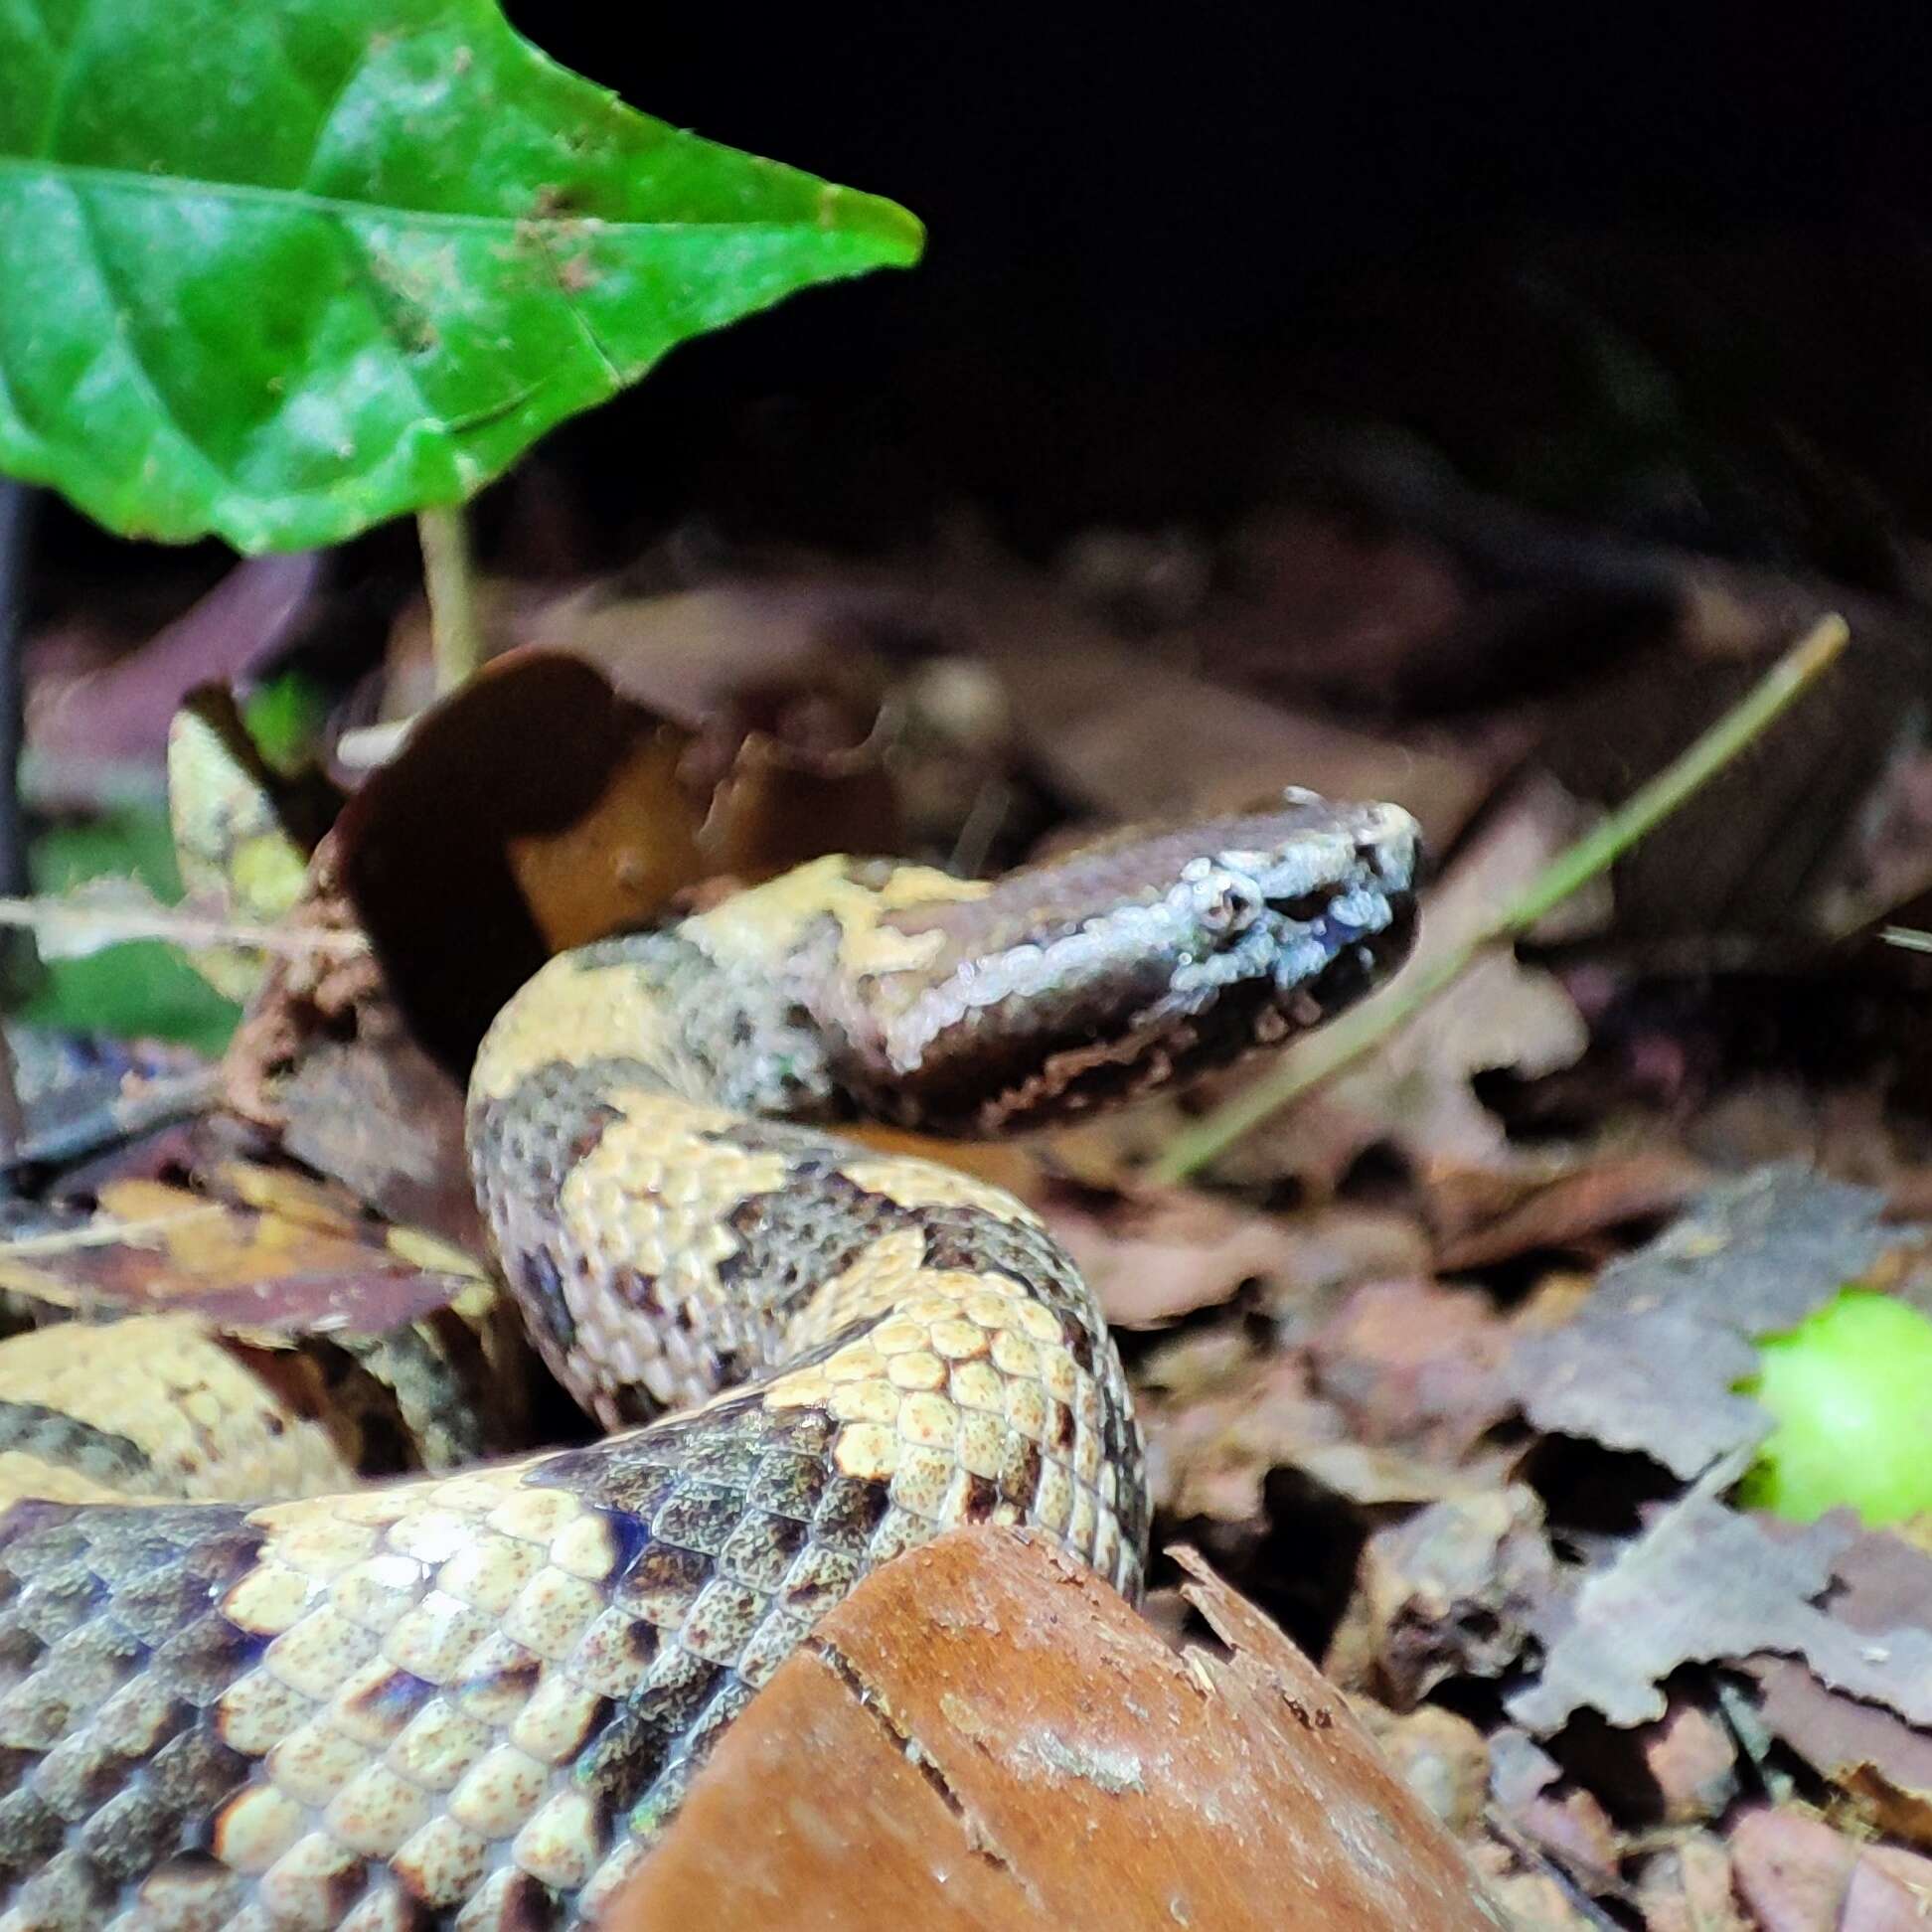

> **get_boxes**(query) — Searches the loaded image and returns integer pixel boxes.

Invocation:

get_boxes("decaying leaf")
[1729,1805,1932,1932]
[215,824,468,1243]
[1043,1179,1341,1330]
[622,1528,1505,1930]
[1509,1478,1932,1735]
[1496,1772,1621,1895]
[0,1162,524,1470]
[1358,1486,1557,1707]
[268,1029,479,1252]
[1506,1164,1901,1479]
[1745,1530,1932,1846]
[0,1027,216,1174]
[1428,1145,1710,1272]
[27,553,321,769]
[961,574,1495,844]
[1354,1702,1492,1835]
[1307,1277,1517,1458]
[1142,1346,1484,1529]
[1631,1834,1748,1932]
[1633,1696,1742,1827]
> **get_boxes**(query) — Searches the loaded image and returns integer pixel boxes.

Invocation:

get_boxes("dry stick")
[0,897,370,959]
[1146,613,1852,1188]
[417,503,483,695]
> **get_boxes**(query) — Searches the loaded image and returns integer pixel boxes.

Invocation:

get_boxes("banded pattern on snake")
[0,792,1418,1930]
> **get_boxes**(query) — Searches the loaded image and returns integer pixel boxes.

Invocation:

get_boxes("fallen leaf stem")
[416,503,483,695]
[1146,613,1852,1186]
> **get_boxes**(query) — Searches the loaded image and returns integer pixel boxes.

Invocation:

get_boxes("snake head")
[820,790,1422,1135]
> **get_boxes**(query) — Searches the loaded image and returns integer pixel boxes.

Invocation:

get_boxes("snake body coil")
[0,794,1418,1929]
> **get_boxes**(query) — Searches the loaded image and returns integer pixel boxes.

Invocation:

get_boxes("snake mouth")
[1292,878,1419,1019]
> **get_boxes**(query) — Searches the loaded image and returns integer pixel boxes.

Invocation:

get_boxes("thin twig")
[417,503,483,695]
[1147,614,1852,1186]
[1482,1808,1629,1930]
[0,896,370,960]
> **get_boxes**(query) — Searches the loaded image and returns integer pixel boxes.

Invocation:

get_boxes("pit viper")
[0,791,1419,1930]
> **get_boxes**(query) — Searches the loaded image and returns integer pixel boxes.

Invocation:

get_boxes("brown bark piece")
[624,1529,1504,1930]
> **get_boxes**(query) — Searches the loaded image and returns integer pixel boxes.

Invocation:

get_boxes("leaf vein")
[0,154,840,239]
[66,180,237,499]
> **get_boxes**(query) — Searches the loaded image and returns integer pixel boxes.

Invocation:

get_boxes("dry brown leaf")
[620,1528,1504,1930]
[3,1032,215,1173]
[28,552,321,768]
[1141,1347,1483,1529]
[1354,1702,1492,1835]
[1206,506,1474,700]
[1744,1530,1932,1846]
[523,575,912,725]
[1465,1845,1602,1932]
[1502,1782,1620,1894]
[0,1167,473,1330]
[1358,1486,1557,1707]
[209,823,483,1248]
[1510,1481,1932,1736]
[1042,1179,1334,1329]
[963,576,1496,844]
[1730,1805,1932,1932]
[269,1027,478,1251]
[1631,1835,1748,1932]
[1308,1277,1516,1458]
[1635,1697,1741,1827]
[338,650,899,1070]
[0,1163,524,1469]
[1505,1164,1898,1480]
[1428,1145,1711,1273]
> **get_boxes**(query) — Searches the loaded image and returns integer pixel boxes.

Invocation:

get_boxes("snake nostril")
[1189,867,1264,935]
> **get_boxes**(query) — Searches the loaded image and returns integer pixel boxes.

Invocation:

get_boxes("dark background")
[495,2,1932,561]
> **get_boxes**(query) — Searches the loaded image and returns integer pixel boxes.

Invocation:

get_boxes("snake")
[0,790,1419,1931]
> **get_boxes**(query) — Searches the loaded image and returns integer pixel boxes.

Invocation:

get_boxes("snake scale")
[0,791,1418,1930]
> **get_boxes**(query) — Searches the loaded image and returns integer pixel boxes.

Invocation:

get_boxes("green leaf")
[0,0,923,551]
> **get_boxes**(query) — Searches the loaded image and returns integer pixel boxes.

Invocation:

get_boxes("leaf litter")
[20,510,1932,1927]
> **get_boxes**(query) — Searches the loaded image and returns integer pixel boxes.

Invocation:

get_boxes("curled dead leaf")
[338,650,901,1070]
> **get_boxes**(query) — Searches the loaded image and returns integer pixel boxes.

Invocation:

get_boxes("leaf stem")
[1145,613,1852,1187]
[417,504,483,695]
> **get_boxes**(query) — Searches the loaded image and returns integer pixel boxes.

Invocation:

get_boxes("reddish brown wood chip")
[621,1528,1504,1931]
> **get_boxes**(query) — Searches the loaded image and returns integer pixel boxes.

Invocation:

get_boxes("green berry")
[1739,1290,1932,1526]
